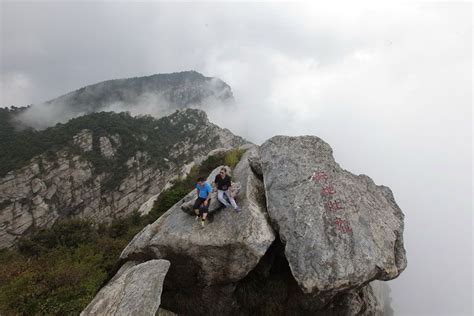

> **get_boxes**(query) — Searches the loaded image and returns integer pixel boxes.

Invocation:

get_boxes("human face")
[219,170,225,178]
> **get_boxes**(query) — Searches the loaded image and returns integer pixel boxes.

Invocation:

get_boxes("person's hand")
[203,200,208,206]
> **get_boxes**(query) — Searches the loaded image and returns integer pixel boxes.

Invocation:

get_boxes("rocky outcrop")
[72,129,93,152]
[99,136,116,158]
[0,109,247,249]
[81,259,170,316]
[121,147,275,283]
[259,135,407,295]
[85,135,406,315]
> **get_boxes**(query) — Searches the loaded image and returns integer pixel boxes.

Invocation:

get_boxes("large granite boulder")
[81,259,170,316]
[120,146,275,286]
[259,136,407,295]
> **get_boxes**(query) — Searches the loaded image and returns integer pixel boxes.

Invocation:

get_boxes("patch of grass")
[0,213,147,315]
[224,148,244,168]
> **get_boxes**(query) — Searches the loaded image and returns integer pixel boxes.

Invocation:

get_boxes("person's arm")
[204,184,211,205]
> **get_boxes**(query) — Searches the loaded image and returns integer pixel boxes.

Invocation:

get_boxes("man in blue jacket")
[194,177,212,226]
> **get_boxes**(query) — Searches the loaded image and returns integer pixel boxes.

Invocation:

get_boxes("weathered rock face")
[120,146,275,285]
[259,135,407,295]
[0,109,246,249]
[81,259,170,316]
[99,136,116,158]
[73,129,93,152]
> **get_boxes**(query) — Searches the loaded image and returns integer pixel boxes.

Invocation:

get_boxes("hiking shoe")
[201,219,205,227]
[235,206,242,212]
[195,215,200,221]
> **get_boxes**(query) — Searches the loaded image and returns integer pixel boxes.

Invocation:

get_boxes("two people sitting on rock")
[213,167,241,212]
[194,177,212,227]
[193,167,241,227]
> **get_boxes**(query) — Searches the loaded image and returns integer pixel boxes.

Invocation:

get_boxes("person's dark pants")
[193,197,210,216]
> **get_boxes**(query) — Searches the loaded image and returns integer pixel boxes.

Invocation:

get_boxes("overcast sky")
[1,1,472,315]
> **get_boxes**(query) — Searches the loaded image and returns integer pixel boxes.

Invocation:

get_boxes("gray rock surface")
[120,146,275,286]
[259,135,407,295]
[99,136,116,158]
[81,259,170,316]
[157,308,177,316]
[72,129,93,152]
[247,150,263,178]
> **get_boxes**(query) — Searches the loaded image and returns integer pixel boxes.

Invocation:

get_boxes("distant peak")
[16,71,233,129]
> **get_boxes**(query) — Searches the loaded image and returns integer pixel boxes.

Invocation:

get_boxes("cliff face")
[89,136,407,315]
[0,109,246,249]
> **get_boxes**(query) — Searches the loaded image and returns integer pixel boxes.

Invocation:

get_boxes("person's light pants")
[217,190,238,208]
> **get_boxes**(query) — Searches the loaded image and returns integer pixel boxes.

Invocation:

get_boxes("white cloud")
[0,72,35,107]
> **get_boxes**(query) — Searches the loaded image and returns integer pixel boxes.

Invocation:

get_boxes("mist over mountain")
[14,71,233,129]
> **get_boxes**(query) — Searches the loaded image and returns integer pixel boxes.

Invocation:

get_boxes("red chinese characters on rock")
[311,169,353,234]
[324,199,344,212]
[312,171,329,182]
[321,185,336,196]
[334,218,352,233]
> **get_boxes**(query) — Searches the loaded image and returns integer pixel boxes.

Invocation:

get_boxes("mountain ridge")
[14,71,233,129]
[43,70,233,107]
